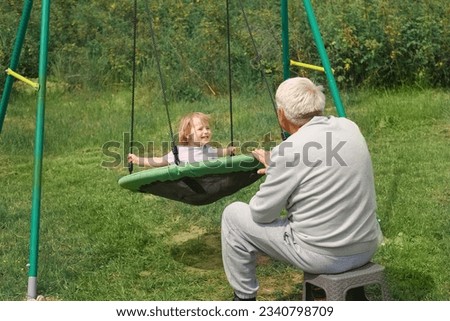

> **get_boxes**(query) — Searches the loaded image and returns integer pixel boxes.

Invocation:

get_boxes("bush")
[1,0,449,95]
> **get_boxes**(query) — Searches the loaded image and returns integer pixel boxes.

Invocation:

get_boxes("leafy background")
[1,0,449,98]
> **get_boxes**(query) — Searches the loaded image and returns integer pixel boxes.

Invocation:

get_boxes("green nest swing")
[118,155,263,205]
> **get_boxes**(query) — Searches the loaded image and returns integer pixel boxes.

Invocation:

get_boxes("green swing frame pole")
[302,0,346,117]
[281,0,290,80]
[27,0,51,300]
[0,0,34,133]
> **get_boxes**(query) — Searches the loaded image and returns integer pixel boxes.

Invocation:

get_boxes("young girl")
[127,112,234,167]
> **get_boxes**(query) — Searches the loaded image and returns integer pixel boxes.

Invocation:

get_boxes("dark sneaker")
[233,293,256,301]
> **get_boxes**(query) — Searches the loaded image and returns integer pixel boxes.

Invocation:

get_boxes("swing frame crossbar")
[290,60,335,74]
[5,68,40,89]
[0,0,345,300]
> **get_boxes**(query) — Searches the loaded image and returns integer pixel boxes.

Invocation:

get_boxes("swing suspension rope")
[226,0,234,150]
[129,0,138,174]
[131,1,236,166]
[236,0,287,141]
[128,1,281,175]
[144,1,181,167]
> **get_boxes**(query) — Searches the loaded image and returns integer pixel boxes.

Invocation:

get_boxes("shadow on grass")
[386,267,435,300]
[170,232,222,270]
[381,165,404,235]
[170,231,304,300]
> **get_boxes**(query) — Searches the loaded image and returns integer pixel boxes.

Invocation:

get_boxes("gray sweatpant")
[221,201,378,299]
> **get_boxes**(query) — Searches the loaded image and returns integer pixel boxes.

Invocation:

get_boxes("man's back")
[250,116,382,256]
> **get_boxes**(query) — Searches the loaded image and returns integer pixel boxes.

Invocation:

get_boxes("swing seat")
[118,154,264,205]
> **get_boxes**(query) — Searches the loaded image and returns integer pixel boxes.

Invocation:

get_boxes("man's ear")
[277,108,289,129]
[278,107,300,134]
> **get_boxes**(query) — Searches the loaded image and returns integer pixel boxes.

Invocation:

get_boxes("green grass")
[0,85,449,301]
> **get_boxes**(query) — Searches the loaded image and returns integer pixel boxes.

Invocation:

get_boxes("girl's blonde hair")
[177,112,211,145]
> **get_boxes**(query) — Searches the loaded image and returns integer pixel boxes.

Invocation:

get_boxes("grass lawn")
[0,85,448,300]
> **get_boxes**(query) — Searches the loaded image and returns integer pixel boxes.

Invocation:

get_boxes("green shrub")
[1,0,449,94]
[308,0,450,88]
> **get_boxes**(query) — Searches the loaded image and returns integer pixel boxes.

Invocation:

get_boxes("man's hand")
[252,149,270,175]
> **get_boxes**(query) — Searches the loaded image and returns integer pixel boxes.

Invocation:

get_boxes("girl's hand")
[227,146,236,156]
[127,153,138,164]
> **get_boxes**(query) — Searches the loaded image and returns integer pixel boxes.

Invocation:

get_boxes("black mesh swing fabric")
[118,154,264,205]
[140,171,261,205]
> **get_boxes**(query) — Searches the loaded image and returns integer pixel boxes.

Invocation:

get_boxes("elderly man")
[221,77,383,301]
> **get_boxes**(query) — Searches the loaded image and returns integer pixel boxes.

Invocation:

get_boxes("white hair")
[275,77,325,126]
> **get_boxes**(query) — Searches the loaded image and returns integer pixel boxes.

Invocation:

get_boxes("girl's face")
[189,117,211,146]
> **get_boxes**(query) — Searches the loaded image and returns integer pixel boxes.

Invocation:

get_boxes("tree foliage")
[1,0,449,98]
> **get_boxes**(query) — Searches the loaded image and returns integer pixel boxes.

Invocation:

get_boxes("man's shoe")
[233,293,256,301]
